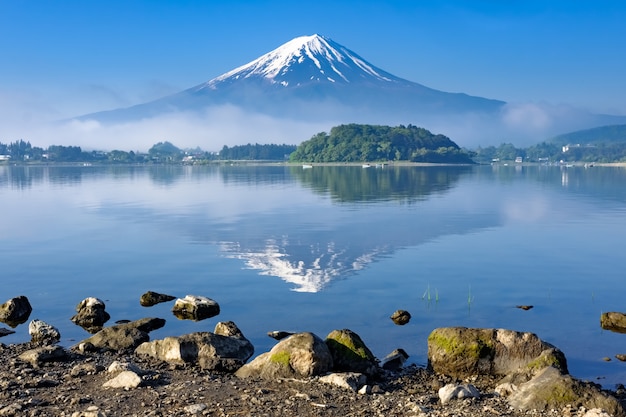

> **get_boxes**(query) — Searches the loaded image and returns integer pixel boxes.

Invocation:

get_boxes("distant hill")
[289,124,474,163]
[551,124,626,145]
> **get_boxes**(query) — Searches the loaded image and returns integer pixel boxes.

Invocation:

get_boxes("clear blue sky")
[1,0,625,148]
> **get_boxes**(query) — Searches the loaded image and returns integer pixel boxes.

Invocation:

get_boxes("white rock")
[494,382,518,397]
[102,370,142,389]
[582,409,613,417]
[438,383,480,404]
[184,403,207,414]
[319,372,366,392]
[107,360,143,375]
[358,384,372,395]
[28,319,61,344]
[71,406,107,417]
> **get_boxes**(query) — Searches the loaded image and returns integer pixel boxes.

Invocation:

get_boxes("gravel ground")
[1,342,624,417]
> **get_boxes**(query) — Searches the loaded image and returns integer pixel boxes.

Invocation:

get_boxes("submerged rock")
[140,291,176,307]
[267,330,294,340]
[70,297,111,333]
[75,317,165,352]
[0,327,16,337]
[600,312,626,333]
[390,309,411,325]
[172,295,220,321]
[0,295,32,327]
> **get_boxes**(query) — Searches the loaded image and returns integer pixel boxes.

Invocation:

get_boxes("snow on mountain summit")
[198,34,407,90]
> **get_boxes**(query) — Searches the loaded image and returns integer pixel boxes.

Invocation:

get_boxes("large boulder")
[70,297,111,333]
[600,312,626,333]
[507,366,625,416]
[325,329,378,376]
[135,321,253,372]
[172,295,220,321]
[0,295,32,327]
[236,332,333,380]
[427,327,567,379]
[75,317,165,352]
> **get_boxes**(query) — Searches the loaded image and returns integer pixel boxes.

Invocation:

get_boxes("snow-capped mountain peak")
[199,34,404,90]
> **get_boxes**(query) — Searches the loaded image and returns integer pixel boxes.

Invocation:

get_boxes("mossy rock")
[600,312,626,334]
[508,366,625,416]
[325,329,378,376]
[236,332,333,380]
[427,327,567,379]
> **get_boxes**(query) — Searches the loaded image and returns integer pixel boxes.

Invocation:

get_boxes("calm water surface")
[1,164,625,386]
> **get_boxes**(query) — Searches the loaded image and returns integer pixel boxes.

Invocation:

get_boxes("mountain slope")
[80,34,505,124]
[550,124,626,145]
[73,34,626,148]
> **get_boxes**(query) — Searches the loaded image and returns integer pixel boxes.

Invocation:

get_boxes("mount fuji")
[75,34,626,146]
[79,34,503,123]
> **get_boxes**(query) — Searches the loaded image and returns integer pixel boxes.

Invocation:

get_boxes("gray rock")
[390,309,411,325]
[267,330,294,340]
[438,383,480,404]
[75,317,166,352]
[70,363,103,377]
[184,403,208,414]
[507,366,625,416]
[135,321,253,372]
[0,295,32,327]
[325,329,378,376]
[140,291,176,307]
[102,370,142,389]
[18,345,69,367]
[381,348,409,371]
[0,327,15,337]
[70,406,107,417]
[600,312,626,333]
[172,295,220,321]
[107,360,144,375]
[236,332,333,380]
[319,372,367,392]
[427,327,567,379]
[29,319,61,345]
[70,297,111,333]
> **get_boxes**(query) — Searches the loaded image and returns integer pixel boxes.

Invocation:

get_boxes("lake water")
[1,163,625,387]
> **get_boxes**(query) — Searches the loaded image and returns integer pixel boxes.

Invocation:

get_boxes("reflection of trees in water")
[1,166,45,190]
[290,165,473,203]
[489,165,626,204]
[218,165,294,186]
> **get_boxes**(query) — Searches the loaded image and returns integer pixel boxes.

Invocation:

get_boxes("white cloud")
[1,104,336,152]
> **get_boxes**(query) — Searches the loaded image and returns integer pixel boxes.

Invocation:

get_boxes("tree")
[289,124,474,164]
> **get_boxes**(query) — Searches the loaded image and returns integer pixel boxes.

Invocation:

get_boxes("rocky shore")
[2,294,625,417]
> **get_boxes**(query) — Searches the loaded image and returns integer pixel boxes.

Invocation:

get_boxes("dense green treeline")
[4,122,626,165]
[218,143,296,160]
[471,141,626,163]
[289,124,474,163]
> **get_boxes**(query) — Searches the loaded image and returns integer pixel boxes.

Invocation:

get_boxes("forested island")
[288,124,474,163]
[2,123,626,165]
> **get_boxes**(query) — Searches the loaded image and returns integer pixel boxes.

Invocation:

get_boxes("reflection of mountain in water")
[290,165,471,203]
[189,166,481,292]
[10,165,624,293]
